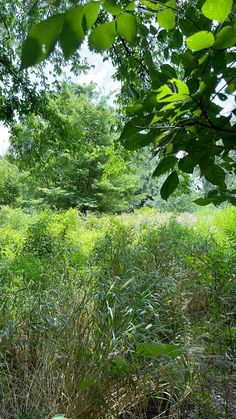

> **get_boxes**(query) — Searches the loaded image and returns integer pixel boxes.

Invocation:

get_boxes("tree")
[0,158,21,205]
[0,0,89,124]
[18,0,236,205]
[9,83,145,212]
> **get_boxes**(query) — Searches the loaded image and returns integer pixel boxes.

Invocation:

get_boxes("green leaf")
[160,64,177,79]
[202,0,232,23]
[199,74,217,95]
[143,93,158,111]
[159,92,188,103]
[160,171,179,200]
[83,2,100,29]
[144,51,154,69]
[141,0,163,11]
[120,114,154,141]
[21,14,65,69]
[117,13,137,43]
[166,143,173,154]
[103,0,122,15]
[60,7,84,59]
[207,189,219,198]
[21,38,42,70]
[157,30,167,43]
[157,79,189,103]
[214,26,236,50]
[169,29,183,49]
[178,155,195,173]
[157,84,173,100]
[194,197,212,206]
[226,81,236,93]
[88,21,116,51]
[173,79,189,95]
[123,131,157,150]
[136,342,182,359]
[153,155,177,177]
[157,6,176,30]
[126,104,143,114]
[180,52,198,69]
[126,1,136,11]
[186,31,214,51]
[202,164,225,186]
[180,18,198,37]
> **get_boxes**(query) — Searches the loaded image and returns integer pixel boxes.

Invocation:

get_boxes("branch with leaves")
[6,0,236,204]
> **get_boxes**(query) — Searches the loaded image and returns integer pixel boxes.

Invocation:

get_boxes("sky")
[78,42,120,96]
[0,43,119,156]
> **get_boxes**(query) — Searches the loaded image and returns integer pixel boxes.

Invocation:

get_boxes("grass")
[0,206,235,418]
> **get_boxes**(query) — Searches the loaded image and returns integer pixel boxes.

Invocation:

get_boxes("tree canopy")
[8,83,145,212]
[0,0,89,123]
[1,0,236,204]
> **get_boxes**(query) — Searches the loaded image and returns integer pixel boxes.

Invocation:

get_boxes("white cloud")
[74,42,121,100]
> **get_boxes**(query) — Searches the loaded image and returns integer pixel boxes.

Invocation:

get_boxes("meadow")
[0,206,235,418]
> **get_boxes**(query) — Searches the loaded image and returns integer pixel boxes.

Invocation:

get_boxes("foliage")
[0,206,235,417]
[18,0,236,205]
[0,158,21,205]
[8,83,145,212]
[0,0,90,124]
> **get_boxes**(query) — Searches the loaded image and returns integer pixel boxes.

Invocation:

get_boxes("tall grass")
[0,206,235,418]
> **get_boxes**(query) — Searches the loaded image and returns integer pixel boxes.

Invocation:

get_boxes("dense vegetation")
[8,83,145,212]
[2,82,201,213]
[0,205,235,417]
[0,0,236,417]
[0,0,236,204]
[3,0,236,204]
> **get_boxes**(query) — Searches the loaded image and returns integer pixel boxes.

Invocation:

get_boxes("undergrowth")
[0,206,235,418]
